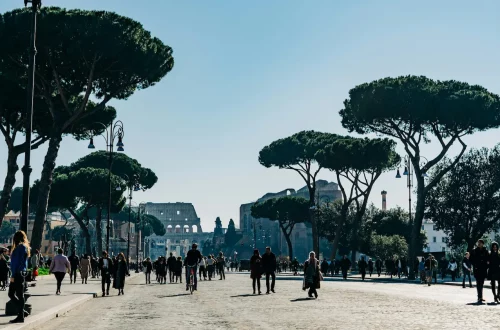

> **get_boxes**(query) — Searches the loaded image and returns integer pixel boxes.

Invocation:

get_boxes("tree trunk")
[331,204,349,261]
[279,223,294,260]
[0,150,20,226]
[31,133,63,250]
[96,207,103,255]
[409,176,425,280]
[68,209,91,255]
[308,187,319,257]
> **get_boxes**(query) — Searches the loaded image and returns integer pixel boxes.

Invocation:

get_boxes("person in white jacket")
[447,258,458,281]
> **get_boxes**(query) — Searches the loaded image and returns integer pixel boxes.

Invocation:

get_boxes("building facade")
[144,202,212,260]
[239,180,342,261]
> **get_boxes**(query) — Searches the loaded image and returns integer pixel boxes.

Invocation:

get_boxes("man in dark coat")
[98,251,114,297]
[375,258,382,277]
[261,247,277,294]
[68,251,80,284]
[472,239,489,303]
[368,258,374,277]
[358,257,368,280]
[167,253,177,283]
[320,259,329,276]
[340,255,351,280]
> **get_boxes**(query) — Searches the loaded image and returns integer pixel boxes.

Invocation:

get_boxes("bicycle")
[187,264,196,294]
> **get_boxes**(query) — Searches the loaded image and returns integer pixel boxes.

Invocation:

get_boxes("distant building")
[143,202,212,260]
[422,219,449,253]
[239,180,342,261]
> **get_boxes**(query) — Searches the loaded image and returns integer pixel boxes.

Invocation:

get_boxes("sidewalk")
[0,273,139,330]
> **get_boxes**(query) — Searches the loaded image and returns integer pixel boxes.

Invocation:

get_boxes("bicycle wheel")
[190,275,194,294]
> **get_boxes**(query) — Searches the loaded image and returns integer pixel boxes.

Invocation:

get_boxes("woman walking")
[113,253,129,295]
[49,248,71,295]
[303,251,321,299]
[80,254,92,284]
[175,256,183,283]
[250,249,262,295]
[488,242,500,303]
[8,231,30,324]
[447,258,458,282]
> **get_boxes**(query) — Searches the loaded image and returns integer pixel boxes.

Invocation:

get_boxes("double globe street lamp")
[88,120,125,253]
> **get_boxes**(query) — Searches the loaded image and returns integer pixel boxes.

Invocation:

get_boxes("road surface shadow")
[290,297,316,302]
[156,293,191,298]
[466,302,489,306]
[230,294,260,298]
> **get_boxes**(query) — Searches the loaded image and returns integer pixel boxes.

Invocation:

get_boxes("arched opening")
[183,225,189,233]
[167,225,173,233]
[192,225,198,233]
[175,225,181,233]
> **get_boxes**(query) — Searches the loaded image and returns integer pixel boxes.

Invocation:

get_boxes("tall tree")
[0,221,16,243]
[224,219,239,248]
[251,196,309,260]
[316,136,400,262]
[340,75,500,278]
[0,7,174,250]
[426,146,500,252]
[259,131,339,255]
[370,235,408,262]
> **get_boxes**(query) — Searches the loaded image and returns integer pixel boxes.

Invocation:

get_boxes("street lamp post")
[395,155,428,228]
[20,0,42,233]
[123,177,140,270]
[88,120,125,253]
[135,203,146,273]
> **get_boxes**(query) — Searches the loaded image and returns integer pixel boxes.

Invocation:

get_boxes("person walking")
[440,257,448,280]
[217,252,226,280]
[30,249,40,281]
[8,231,30,324]
[262,247,277,294]
[250,249,262,295]
[418,257,426,284]
[368,258,374,277]
[462,252,473,288]
[358,256,368,281]
[98,251,114,297]
[340,255,351,280]
[320,259,329,276]
[91,256,99,279]
[488,242,500,303]
[206,255,215,280]
[49,248,70,295]
[448,258,458,282]
[0,253,9,290]
[68,251,80,284]
[472,239,489,303]
[175,256,183,283]
[143,257,153,284]
[80,254,91,284]
[303,251,321,298]
[199,256,207,280]
[167,253,176,283]
[375,258,382,277]
[113,253,129,295]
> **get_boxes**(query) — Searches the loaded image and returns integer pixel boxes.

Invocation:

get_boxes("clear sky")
[0,0,499,231]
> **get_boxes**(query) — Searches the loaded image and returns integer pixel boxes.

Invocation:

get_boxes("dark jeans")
[252,277,261,292]
[70,268,77,282]
[342,269,348,279]
[491,280,500,298]
[186,266,198,289]
[169,268,175,282]
[145,272,151,284]
[101,272,111,294]
[361,270,366,280]
[463,270,472,287]
[475,274,486,299]
[53,272,66,292]
[8,274,25,320]
[450,270,456,281]
[265,272,275,292]
[199,266,206,279]
[376,268,381,277]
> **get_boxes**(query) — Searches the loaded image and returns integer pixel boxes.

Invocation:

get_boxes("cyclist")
[184,243,203,291]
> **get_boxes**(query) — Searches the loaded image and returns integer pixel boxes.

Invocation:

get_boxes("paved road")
[37,272,500,330]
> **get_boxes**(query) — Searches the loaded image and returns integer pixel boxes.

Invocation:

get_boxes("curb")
[3,293,97,330]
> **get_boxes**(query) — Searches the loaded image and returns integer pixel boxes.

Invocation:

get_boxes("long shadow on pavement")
[155,293,191,298]
[290,297,316,302]
[230,294,261,298]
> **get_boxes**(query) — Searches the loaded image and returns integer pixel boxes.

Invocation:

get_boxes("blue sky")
[1,0,499,230]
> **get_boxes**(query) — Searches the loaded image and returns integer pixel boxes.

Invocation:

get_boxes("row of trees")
[257,76,500,279]
[0,7,174,251]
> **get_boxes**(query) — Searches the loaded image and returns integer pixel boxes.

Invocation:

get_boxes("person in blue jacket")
[9,230,30,324]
